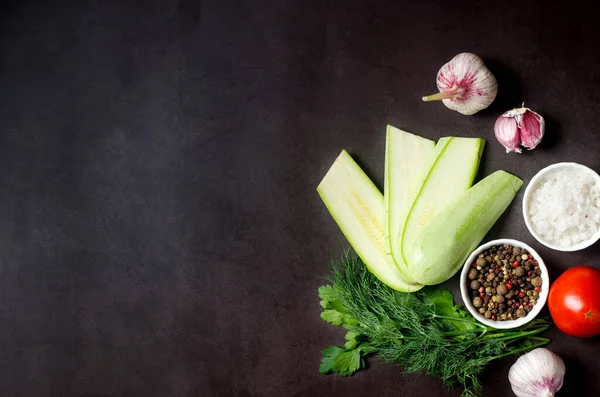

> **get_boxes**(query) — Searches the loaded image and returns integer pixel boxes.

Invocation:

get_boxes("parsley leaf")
[319,284,359,327]
[319,346,344,374]
[344,331,362,349]
[320,309,358,327]
[318,285,337,302]
[423,287,477,332]
[426,288,456,317]
[319,285,348,313]
[333,348,363,376]
[320,309,345,326]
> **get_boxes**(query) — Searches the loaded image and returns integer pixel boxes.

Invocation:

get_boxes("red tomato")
[548,266,600,338]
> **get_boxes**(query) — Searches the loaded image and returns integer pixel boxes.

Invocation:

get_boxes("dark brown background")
[1,0,599,396]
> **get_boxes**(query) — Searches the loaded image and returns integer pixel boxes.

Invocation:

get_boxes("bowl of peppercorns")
[459,239,550,329]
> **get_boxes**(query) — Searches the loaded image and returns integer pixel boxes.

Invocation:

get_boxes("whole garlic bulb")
[422,52,498,115]
[508,348,565,397]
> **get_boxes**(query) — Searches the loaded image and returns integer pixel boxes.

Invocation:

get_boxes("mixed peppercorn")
[467,244,543,321]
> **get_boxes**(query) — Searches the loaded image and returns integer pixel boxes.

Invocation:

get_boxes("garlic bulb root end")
[426,52,497,115]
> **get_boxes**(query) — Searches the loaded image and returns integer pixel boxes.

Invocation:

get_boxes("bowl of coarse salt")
[523,162,600,251]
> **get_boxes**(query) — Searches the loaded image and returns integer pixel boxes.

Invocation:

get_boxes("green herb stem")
[492,337,551,360]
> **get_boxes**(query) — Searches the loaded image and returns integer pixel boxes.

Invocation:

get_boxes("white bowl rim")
[522,162,600,252]
[459,238,550,329]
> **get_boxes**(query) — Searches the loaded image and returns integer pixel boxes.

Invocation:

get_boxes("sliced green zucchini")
[405,170,523,285]
[317,150,423,292]
[401,137,485,266]
[384,125,436,278]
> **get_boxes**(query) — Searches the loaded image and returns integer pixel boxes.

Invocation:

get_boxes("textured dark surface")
[1,0,599,396]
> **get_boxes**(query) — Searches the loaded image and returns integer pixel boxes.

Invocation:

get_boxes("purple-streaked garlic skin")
[494,114,522,153]
[520,109,545,149]
[426,52,498,115]
[494,107,545,153]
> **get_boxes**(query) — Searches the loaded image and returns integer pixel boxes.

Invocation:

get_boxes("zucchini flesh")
[401,137,485,266]
[317,150,423,292]
[384,126,436,278]
[405,170,523,285]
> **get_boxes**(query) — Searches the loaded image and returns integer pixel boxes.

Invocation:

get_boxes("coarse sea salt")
[528,168,600,248]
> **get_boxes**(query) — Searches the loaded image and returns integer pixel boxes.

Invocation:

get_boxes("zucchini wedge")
[401,137,485,267]
[384,125,436,279]
[405,170,523,285]
[317,150,423,292]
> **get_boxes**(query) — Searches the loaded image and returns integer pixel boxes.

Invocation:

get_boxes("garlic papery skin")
[508,348,565,397]
[494,106,545,153]
[422,52,498,115]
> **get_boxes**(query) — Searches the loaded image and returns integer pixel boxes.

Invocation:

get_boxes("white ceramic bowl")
[522,162,600,252]
[459,239,550,329]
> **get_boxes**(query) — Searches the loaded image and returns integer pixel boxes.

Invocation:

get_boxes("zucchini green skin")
[405,170,523,285]
[401,137,485,269]
[317,150,423,292]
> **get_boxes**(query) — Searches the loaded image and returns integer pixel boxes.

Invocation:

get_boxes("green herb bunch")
[318,253,551,397]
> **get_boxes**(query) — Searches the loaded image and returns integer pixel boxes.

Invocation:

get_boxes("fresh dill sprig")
[318,253,551,397]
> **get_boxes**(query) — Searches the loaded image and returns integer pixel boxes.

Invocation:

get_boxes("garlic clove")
[494,114,522,153]
[494,106,545,153]
[520,109,545,150]
[508,347,565,397]
[422,52,498,116]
